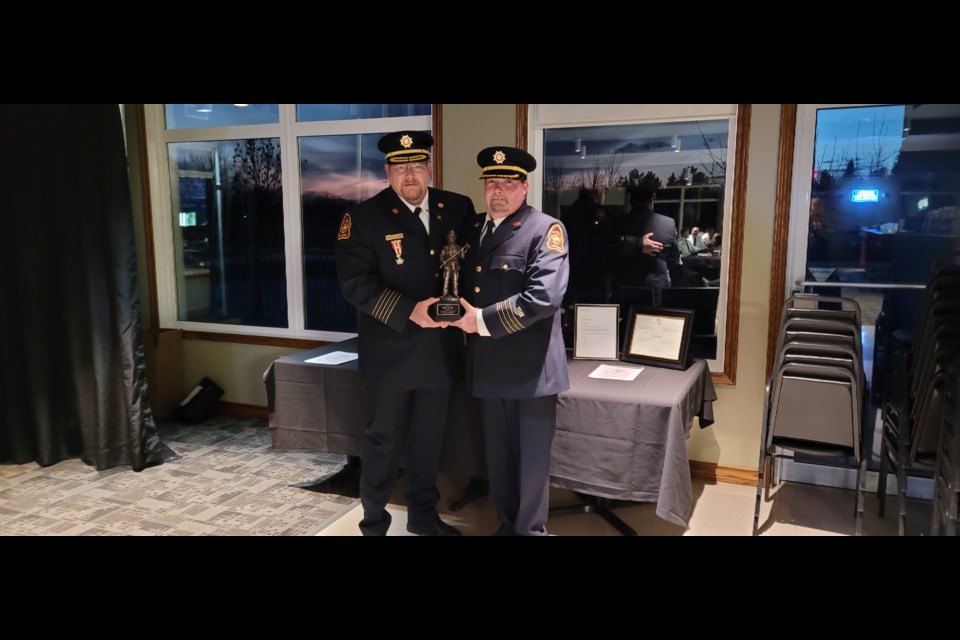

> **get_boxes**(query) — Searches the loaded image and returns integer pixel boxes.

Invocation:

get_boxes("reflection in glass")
[543,120,729,360]
[299,133,425,332]
[804,104,960,404]
[169,139,287,327]
[807,104,960,289]
[164,104,280,129]
[297,104,430,122]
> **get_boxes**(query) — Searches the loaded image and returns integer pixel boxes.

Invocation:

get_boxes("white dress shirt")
[402,198,430,234]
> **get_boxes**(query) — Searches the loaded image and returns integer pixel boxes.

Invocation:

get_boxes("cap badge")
[493,150,506,164]
[400,135,413,149]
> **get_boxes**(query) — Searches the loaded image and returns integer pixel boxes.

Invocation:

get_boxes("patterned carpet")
[0,418,358,536]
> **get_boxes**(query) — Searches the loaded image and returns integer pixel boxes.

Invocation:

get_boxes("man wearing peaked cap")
[335,130,476,536]
[452,145,569,536]
[476,145,537,180]
[378,130,434,165]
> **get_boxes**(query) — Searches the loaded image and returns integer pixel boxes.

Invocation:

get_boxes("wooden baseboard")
[218,401,269,420]
[690,461,757,487]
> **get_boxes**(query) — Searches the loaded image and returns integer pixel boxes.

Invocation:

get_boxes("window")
[144,104,433,339]
[526,105,748,379]
[786,103,960,392]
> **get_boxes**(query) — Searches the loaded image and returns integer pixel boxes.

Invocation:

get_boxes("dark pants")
[359,385,450,536]
[480,394,557,536]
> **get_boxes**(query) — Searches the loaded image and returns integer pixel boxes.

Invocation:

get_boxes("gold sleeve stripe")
[504,302,525,332]
[371,289,391,321]
[503,302,523,331]
[496,301,524,333]
[372,288,400,323]
[381,289,402,323]
[495,301,513,334]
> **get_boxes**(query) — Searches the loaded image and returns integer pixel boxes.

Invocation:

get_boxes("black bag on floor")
[174,377,224,423]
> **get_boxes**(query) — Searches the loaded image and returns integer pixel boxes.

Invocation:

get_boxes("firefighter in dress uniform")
[335,130,475,536]
[453,146,570,536]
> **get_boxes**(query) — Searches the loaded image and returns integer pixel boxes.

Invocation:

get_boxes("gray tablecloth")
[552,359,717,527]
[265,342,716,527]
[264,338,487,478]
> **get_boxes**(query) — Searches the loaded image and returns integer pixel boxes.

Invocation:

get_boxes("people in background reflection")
[615,188,681,306]
[562,186,610,304]
[807,196,831,262]
[690,226,705,252]
[678,227,694,257]
[701,227,715,248]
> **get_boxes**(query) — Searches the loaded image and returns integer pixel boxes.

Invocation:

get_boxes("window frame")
[141,104,438,344]
[522,104,750,384]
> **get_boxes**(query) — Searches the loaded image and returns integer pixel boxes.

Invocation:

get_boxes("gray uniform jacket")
[459,203,570,399]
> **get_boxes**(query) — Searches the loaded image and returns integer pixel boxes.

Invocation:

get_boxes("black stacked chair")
[753,294,867,535]
[877,253,960,535]
[930,357,960,535]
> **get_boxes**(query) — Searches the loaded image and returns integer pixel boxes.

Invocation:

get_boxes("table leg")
[549,492,639,536]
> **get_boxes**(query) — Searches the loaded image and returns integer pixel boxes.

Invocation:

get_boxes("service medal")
[391,239,404,265]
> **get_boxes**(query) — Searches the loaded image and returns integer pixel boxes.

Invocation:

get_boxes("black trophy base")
[429,297,462,321]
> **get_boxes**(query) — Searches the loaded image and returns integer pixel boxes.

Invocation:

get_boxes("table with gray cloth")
[551,358,717,528]
[263,338,487,478]
[265,340,716,527]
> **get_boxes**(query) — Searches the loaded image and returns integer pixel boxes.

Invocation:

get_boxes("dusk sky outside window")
[159,104,433,334]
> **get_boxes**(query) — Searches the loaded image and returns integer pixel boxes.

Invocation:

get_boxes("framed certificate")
[621,306,694,370]
[573,304,620,360]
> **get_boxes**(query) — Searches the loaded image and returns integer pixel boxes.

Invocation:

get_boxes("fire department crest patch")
[337,213,352,240]
[546,223,565,253]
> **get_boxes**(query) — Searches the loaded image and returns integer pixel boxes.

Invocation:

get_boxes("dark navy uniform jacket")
[335,186,475,390]
[459,203,570,399]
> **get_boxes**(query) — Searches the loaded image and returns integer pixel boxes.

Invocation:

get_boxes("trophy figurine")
[430,230,470,320]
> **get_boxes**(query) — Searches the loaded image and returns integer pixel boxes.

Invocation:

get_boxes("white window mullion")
[292,115,430,138]
[163,123,282,144]
[143,104,179,328]
[279,104,306,334]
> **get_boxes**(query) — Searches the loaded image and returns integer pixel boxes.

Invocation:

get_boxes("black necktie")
[413,206,427,232]
[481,219,496,246]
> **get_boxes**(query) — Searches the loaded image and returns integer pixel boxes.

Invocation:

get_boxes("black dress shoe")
[406,518,462,536]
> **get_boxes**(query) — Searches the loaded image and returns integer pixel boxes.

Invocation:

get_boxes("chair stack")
[930,357,960,535]
[753,294,866,535]
[878,254,960,535]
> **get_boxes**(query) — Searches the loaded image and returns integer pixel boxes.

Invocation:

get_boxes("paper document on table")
[305,351,358,365]
[588,364,644,381]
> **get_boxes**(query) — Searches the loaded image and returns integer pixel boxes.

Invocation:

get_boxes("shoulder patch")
[546,223,565,253]
[337,213,352,240]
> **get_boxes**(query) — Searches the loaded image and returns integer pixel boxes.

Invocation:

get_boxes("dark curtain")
[0,104,164,470]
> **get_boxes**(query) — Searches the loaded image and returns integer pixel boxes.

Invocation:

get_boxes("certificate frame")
[621,306,694,370]
[573,304,620,360]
